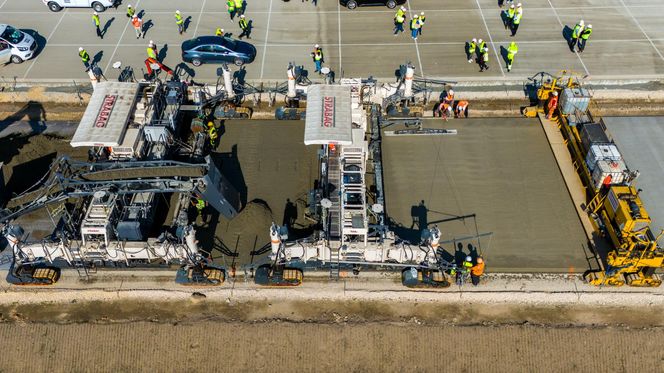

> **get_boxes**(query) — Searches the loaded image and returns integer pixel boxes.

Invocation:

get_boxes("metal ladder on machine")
[328,148,342,240]
[329,246,340,280]
[68,242,96,280]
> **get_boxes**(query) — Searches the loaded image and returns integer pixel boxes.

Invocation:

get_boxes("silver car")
[0,24,37,64]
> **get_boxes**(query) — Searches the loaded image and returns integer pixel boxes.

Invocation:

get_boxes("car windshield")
[0,26,24,44]
[220,37,236,50]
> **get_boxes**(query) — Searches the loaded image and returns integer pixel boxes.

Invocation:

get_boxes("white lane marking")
[259,0,273,80]
[618,0,664,62]
[23,8,68,79]
[474,0,505,77]
[193,0,207,37]
[103,0,142,74]
[546,0,590,76]
[406,0,425,77]
[338,1,342,74]
[0,0,9,10]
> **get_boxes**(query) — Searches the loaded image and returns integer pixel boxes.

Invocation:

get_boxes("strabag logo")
[322,96,335,128]
[95,95,117,128]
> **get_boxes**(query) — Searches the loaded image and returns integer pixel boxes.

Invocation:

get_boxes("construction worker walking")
[417,12,426,36]
[410,14,420,40]
[570,20,584,52]
[92,12,102,39]
[479,47,489,72]
[132,15,144,39]
[126,4,135,18]
[78,47,91,68]
[393,7,406,35]
[506,41,518,72]
[175,10,185,34]
[226,0,236,20]
[147,40,158,60]
[312,44,323,73]
[511,3,522,36]
[234,0,244,16]
[470,257,485,286]
[238,15,251,39]
[578,24,592,52]
[467,38,477,63]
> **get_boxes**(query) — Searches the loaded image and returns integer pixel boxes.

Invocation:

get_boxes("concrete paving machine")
[526,71,664,287]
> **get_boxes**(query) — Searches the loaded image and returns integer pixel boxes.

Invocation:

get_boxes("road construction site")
[1,1,664,371]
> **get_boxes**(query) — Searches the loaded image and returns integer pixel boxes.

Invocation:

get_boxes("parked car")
[43,0,118,12]
[340,0,406,9]
[181,36,256,67]
[0,24,37,64]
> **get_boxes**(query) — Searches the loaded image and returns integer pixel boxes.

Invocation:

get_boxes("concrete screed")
[0,0,663,83]
[382,118,591,273]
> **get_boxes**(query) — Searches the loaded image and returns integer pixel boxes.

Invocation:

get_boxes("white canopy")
[304,85,352,145]
[71,82,140,147]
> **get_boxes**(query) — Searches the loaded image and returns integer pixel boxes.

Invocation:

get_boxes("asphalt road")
[0,0,663,83]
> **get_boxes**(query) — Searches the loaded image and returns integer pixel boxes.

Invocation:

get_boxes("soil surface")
[0,299,662,372]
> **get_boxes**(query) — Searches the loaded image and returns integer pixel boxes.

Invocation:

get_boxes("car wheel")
[10,55,24,64]
[347,1,357,10]
[191,58,202,67]
[234,58,244,66]
[92,2,105,12]
[47,2,62,12]
[386,0,397,9]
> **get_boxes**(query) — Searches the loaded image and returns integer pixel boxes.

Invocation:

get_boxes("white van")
[0,24,37,64]
[43,0,118,13]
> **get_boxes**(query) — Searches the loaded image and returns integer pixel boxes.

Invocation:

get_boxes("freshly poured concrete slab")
[205,120,319,266]
[604,116,664,235]
[382,118,590,273]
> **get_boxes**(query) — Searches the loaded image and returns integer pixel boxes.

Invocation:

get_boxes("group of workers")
[226,0,246,20]
[466,39,490,72]
[570,20,593,53]
[393,7,426,40]
[503,3,523,37]
[433,89,470,120]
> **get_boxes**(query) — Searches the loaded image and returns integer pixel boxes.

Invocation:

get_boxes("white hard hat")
[176,10,180,14]
[587,24,592,28]
[477,258,484,264]
[478,38,483,43]
[78,47,83,52]
[510,4,515,8]
[149,40,154,45]
[421,12,425,15]
[580,19,584,24]
[449,89,454,95]
[400,6,406,11]
[314,44,319,48]
[472,38,477,42]
[240,14,245,18]
[552,91,558,96]
[413,14,418,18]
[94,11,98,15]
[484,47,489,52]
[465,256,472,262]
[128,4,132,7]
[517,3,522,7]
[132,14,137,18]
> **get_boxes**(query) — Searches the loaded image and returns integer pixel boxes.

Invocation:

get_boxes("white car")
[0,24,37,64]
[43,0,118,13]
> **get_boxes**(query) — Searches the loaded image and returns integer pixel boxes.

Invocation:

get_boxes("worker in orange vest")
[131,15,144,39]
[546,91,558,119]
[455,100,469,118]
[470,257,485,286]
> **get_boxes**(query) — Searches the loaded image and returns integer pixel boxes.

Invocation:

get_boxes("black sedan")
[181,36,256,67]
[340,0,406,9]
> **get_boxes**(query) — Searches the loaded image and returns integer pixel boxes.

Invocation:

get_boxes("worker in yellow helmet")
[506,41,518,72]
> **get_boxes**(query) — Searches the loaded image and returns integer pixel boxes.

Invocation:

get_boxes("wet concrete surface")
[382,117,591,272]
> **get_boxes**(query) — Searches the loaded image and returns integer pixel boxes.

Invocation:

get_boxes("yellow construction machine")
[526,71,664,287]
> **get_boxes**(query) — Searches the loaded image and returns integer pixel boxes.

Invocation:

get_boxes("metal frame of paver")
[1,0,663,83]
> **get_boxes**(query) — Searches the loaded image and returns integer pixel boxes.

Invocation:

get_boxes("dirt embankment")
[0,299,662,372]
